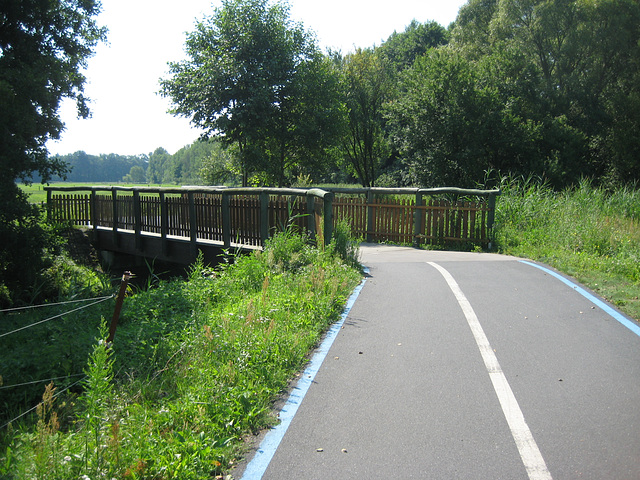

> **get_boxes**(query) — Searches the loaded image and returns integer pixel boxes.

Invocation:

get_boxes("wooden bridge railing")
[45,185,501,252]
[46,186,334,255]
[328,187,501,248]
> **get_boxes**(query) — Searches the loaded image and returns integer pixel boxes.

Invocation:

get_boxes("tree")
[161,0,342,187]
[0,0,106,304]
[379,19,449,72]
[450,0,640,186]
[387,48,542,187]
[340,48,393,187]
[123,165,146,183]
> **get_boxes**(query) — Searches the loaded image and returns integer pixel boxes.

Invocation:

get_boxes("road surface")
[237,245,640,479]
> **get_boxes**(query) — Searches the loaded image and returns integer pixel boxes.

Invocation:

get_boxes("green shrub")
[2,231,363,479]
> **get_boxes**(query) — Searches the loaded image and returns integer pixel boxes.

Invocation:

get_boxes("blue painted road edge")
[520,260,640,338]
[240,270,369,480]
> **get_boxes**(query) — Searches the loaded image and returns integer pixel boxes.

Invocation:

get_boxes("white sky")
[48,0,468,157]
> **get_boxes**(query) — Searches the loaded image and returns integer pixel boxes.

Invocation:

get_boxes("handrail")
[323,186,501,197]
[44,186,334,250]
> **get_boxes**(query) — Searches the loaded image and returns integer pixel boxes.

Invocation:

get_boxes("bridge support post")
[487,193,497,250]
[260,191,269,246]
[413,191,424,248]
[188,192,198,259]
[306,194,316,241]
[90,189,97,234]
[160,191,168,257]
[111,188,119,247]
[366,189,374,243]
[133,189,142,252]
[323,192,334,247]
[222,191,231,248]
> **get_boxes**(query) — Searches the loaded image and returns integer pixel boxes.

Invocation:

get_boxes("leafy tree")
[199,141,238,185]
[340,48,393,187]
[161,0,341,186]
[387,48,543,187]
[147,147,171,184]
[0,0,106,304]
[123,165,146,183]
[379,19,449,72]
[450,0,640,186]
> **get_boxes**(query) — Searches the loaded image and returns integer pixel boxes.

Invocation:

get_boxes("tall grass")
[1,231,362,479]
[495,177,640,319]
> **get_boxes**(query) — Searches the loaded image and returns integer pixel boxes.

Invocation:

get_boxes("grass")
[494,177,640,321]
[0,228,362,479]
[18,182,177,204]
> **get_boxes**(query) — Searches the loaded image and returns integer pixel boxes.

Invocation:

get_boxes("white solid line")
[428,262,553,480]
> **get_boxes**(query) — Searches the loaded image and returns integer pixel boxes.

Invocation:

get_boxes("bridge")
[45,186,500,266]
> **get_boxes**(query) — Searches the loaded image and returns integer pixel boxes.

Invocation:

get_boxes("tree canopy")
[161,0,342,186]
[0,0,105,304]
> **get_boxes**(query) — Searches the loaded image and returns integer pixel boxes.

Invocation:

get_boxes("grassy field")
[18,182,176,204]
[494,178,640,322]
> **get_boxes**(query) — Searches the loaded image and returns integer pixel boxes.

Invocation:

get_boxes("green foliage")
[495,177,640,319]
[339,48,394,187]
[387,49,514,187]
[2,232,362,478]
[379,19,449,72]
[161,0,343,187]
[47,152,148,183]
[329,219,362,270]
[78,320,114,476]
[0,0,106,309]
[450,0,640,187]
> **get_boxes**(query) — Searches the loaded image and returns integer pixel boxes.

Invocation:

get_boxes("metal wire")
[0,294,114,339]
[0,294,115,313]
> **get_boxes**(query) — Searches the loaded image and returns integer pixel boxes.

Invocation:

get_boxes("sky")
[48,0,468,157]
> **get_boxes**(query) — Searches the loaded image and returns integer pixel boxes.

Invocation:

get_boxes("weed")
[2,231,363,478]
[495,177,640,320]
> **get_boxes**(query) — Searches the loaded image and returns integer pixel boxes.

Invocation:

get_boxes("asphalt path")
[236,245,640,479]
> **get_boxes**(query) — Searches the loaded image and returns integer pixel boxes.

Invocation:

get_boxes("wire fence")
[0,376,87,430]
[0,295,115,314]
[0,294,115,339]
[1,282,127,431]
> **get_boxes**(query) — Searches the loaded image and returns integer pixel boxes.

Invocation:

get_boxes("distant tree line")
[48,140,236,185]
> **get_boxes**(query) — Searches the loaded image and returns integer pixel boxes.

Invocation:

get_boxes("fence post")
[188,192,197,258]
[133,189,142,252]
[413,191,424,248]
[323,192,334,247]
[260,191,269,246]
[107,271,132,344]
[160,191,168,257]
[306,193,316,241]
[366,189,374,243]
[46,188,52,222]
[487,192,497,250]
[90,189,97,233]
[222,191,231,248]
[111,188,119,247]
